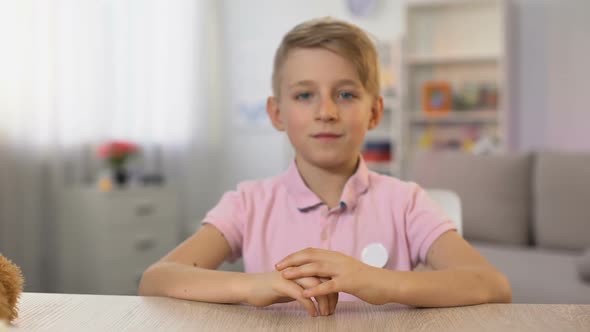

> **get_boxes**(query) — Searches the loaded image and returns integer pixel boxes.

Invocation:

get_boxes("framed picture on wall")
[422,81,452,115]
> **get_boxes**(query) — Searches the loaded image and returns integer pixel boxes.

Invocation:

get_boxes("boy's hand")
[293,275,338,316]
[276,248,388,304]
[243,271,336,316]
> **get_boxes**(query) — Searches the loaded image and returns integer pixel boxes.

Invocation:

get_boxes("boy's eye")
[338,91,356,99]
[295,92,313,100]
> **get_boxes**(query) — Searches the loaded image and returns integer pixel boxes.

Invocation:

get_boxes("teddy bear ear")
[0,254,24,323]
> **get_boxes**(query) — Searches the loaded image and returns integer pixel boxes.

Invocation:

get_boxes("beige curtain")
[0,0,220,291]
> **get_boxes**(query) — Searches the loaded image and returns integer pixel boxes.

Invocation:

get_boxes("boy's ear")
[266,96,286,131]
[368,96,384,130]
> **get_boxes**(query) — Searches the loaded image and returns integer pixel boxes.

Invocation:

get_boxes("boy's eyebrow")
[288,80,316,89]
[333,79,362,88]
[288,79,362,89]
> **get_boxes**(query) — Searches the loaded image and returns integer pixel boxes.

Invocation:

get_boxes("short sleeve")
[405,183,457,267]
[202,189,245,263]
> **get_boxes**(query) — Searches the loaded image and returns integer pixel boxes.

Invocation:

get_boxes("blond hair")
[272,17,381,99]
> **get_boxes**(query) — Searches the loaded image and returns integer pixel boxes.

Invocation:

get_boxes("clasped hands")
[244,248,381,317]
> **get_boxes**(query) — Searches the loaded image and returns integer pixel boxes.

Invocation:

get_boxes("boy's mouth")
[311,132,343,141]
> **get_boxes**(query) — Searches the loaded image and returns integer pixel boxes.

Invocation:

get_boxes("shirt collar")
[282,157,370,212]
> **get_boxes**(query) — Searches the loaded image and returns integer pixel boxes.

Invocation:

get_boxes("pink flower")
[98,141,139,159]
[97,141,140,169]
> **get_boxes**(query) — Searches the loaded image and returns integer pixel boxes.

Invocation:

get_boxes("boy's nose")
[316,97,339,121]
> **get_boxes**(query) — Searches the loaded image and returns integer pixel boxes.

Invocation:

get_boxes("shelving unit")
[406,53,499,66]
[408,110,498,125]
[362,39,403,177]
[364,95,402,176]
[399,0,510,178]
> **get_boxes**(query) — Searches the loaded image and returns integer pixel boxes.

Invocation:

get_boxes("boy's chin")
[299,154,358,171]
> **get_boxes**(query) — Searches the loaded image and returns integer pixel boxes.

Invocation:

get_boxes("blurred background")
[1,0,589,303]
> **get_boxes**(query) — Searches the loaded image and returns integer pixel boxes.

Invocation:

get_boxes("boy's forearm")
[367,267,512,307]
[138,261,250,304]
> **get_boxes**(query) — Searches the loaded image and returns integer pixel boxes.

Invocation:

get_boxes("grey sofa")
[409,151,590,304]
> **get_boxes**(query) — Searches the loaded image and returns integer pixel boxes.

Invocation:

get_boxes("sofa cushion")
[407,151,532,245]
[474,241,590,304]
[534,152,590,250]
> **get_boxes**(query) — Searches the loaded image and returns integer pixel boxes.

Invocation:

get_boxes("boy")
[139,17,511,317]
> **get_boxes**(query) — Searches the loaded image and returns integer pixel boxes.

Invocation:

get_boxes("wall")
[514,0,590,152]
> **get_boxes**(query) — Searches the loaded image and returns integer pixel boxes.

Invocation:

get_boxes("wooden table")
[10,293,590,331]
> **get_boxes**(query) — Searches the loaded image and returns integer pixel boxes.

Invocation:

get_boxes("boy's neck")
[295,156,359,209]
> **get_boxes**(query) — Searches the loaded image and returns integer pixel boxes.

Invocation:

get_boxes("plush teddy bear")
[0,254,23,323]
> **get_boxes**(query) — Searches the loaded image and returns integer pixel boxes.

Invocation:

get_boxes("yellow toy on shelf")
[418,126,435,150]
[98,176,114,192]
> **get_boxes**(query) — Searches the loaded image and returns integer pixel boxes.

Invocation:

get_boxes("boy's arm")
[138,224,328,316]
[138,224,244,302]
[368,231,512,306]
[276,231,512,307]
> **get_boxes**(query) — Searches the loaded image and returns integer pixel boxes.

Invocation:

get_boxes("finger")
[275,248,326,270]
[296,296,318,317]
[281,263,333,280]
[302,279,339,298]
[291,277,329,316]
[291,277,324,316]
[279,280,318,317]
[295,277,334,316]
[315,294,330,316]
[329,292,339,315]
[292,276,321,289]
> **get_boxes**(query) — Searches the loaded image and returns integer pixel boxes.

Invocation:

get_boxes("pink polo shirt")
[204,158,456,301]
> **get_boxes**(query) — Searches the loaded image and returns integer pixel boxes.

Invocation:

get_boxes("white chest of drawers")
[53,187,179,295]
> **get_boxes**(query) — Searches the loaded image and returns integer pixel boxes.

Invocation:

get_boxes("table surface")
[9,293,590,331]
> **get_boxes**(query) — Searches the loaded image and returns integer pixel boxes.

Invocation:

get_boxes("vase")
[113,167,129,187]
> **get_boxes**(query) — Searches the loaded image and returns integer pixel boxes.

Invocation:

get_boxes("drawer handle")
[135,203,155,216]
[135,238,156,251]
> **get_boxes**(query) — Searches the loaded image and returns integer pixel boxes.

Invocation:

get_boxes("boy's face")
[267,47,383,171]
